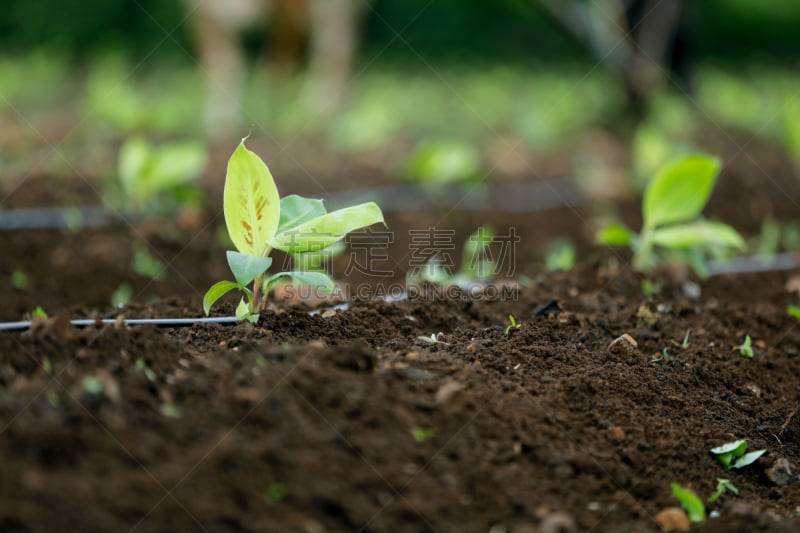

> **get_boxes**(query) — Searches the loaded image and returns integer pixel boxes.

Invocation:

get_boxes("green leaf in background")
[597,223,634,246]
[650,220,745,250]
[119,136,151,199]
[224,140,281,257]
[263,271,336,294]
[671,483,706,523]
[277,195,327,234]
[643,154,721,228]
[226,251,272,287]
[147,140,207,191]
[269,202,385,253]
[203,280,240,315]
[236,298,259,323]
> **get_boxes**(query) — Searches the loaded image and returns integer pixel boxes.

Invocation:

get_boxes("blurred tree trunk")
[303,0,364,122]
[539,0,684,118]
[266,0,310,78]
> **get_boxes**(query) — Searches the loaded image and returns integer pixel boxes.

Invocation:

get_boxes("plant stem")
[635,227,654,271]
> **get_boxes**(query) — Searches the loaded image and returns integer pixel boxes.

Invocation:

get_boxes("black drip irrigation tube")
[0,316,241,332]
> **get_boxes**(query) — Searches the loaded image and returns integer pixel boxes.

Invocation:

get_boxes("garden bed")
[2,138,800,532]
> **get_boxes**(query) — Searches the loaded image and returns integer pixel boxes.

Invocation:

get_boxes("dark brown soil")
[2,136,800,532]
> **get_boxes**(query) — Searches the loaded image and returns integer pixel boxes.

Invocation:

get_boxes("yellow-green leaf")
[269,202,385,253]
[223,140,281,257]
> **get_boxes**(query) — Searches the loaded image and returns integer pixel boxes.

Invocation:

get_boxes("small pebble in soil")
[655,507,690,532]
[766,457,799,486]
[608,333,638,357]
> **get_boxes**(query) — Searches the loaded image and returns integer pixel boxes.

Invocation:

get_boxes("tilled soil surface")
[2,137,800,531]
[1,265,800,532]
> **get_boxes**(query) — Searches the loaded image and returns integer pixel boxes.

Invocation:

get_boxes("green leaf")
[643,154,721,229]
[235,298,259,323]
[203,280,240,315]
[710,439,748,469]
[650,221,745,250]
[118,136,151,199]
[264,271,336,294]
[224,140,281,257]
[789,305,800,319]
[226,251,272,287]
[732,449,766,469]
[597,223,634,246]
[269,202,385,253]
[671,483,706,523]
[277,195,327,234]
[147,140,207,191]
[707,478,738,504]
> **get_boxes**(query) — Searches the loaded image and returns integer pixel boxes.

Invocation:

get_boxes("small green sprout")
[710,439,766,471]
[263,482,287,503]
[787,305,800,319]
[505,315,521,336]
[598,154,745,276]
[132,240,166,281]
[82,376,104,395]
[671,482,706,523]
[544,238,576,271]
[416,333,440,345]
[707,478,738,504]
[736,335,754,358]
[411,427,437,443]
[42,357,52,374]
[203,140,385,322]
[159,404,182,418]
[681,329,691,350]
[32,306,48,319]
[11,269,28,290]
[410,226,496,287]
[135,357,156,382]
[111,282,133,308]
[46,391,60,408]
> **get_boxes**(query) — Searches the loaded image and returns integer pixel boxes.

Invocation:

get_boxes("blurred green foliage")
[1,0,799,62]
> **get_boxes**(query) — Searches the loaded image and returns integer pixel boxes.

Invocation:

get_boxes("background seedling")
[32,306,47,319]
[544,238,576,271]
[411,427,437,443]
[787,305,800,319]
[598,154,745,277]
[681,330,691,350]
[505,315,521,335]
[203,140,385,322]
[131,240,165,281]
[671,482,706,523]
[707,478,738,504]
[116,136,207,214]
[710,439,766,470]
[737,335,754,358]
[11,269,28,290]
[409,226,496,288]
[111,283,133,308]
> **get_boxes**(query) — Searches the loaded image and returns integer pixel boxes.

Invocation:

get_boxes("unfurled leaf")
[224,140,281,257]
[236,298,259,323]
[269,202,385,253]
[671,482,706,523]
[732,449,766,469]
[277,195,326,234]
[203,280,240,315]
[650,220,745,250]
[263,271,336,294]
[226,251,272,287]
[597,223,634,246]
[643,154,721,228]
